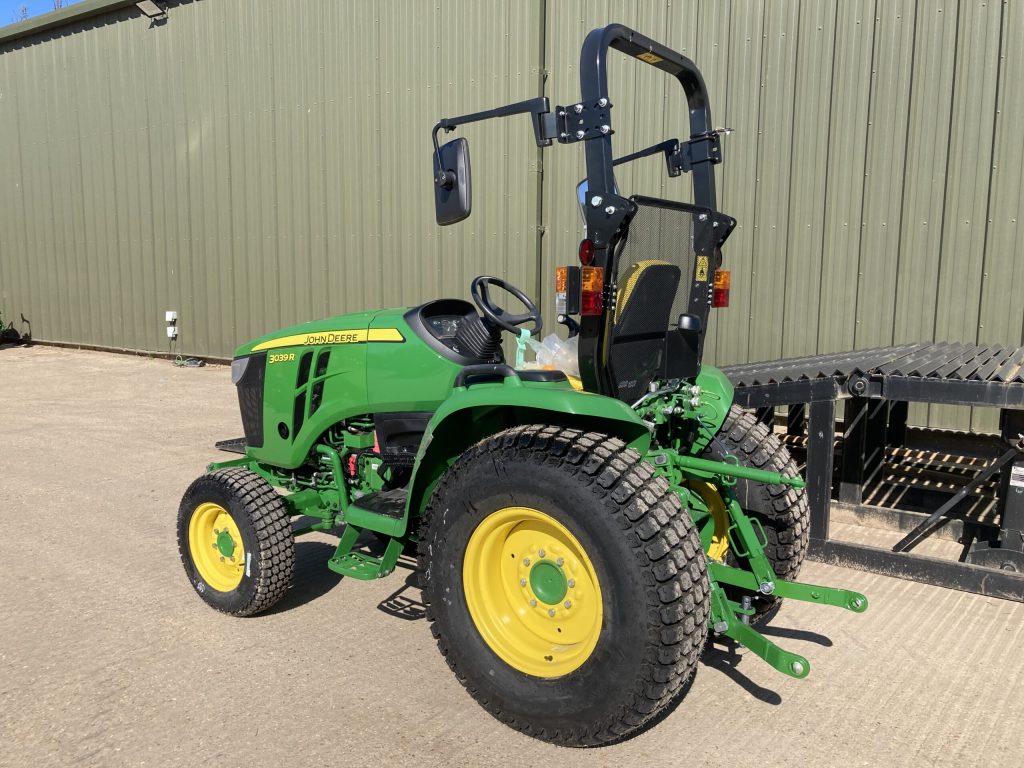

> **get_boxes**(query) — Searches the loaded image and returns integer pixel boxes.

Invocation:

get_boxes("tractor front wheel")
[419,425,710,747]
[177,467,295,616]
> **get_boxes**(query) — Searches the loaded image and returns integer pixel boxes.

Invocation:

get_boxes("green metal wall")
[0,0,544,357]
[2,0,1022,431]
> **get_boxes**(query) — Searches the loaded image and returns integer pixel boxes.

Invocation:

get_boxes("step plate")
[350,488,407,519]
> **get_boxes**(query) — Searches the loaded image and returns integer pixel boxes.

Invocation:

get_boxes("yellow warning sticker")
[695,255,709,282]
[636,52,663,65]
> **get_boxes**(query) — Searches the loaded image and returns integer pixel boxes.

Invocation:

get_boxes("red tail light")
[712,269,731,308]
[581,266,604,316]
[578,238,595,265]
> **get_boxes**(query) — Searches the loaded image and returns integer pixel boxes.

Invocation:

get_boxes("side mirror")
[434,138,472,225]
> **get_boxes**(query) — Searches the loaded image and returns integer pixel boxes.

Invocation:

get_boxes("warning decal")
[695,255,709,282]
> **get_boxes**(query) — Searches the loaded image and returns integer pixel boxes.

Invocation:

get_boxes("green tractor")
[178,24,867,746]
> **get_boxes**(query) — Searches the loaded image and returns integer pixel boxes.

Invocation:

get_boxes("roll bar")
[431,23,727,396]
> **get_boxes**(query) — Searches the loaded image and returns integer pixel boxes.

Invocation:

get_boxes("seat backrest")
[608,260,681,403]
[614,260,681,334]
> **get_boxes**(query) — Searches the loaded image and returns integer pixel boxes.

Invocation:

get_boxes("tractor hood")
[233,309,401,358]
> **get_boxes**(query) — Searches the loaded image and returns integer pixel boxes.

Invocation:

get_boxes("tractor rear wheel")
[702,405,810,622]
[418,425,710,747]
[178,467,295,616]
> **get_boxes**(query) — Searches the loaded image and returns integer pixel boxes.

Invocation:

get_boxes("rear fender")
[398,377,651,536]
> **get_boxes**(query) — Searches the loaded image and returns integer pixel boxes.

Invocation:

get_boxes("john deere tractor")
[178,24,867,746]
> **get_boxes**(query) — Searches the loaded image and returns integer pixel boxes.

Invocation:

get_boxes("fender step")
[327,514,405,581]
[344,488,407,537]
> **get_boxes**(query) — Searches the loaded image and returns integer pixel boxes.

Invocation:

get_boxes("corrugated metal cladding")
[1,1,1022,432]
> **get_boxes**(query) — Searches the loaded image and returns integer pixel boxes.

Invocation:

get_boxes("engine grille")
[236,353,266,448]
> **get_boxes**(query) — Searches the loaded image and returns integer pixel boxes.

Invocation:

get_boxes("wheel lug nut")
[219,557,225,562]
[538,549,546,558]
[529,599,537,607]
[211,544,218,549]
[567,579,576,588]
[523,558,530,566]
[564,600,572,609]
[213,528,220,534]
[547,609,556,617]
[519,578,527,587]
[556,557,564,566]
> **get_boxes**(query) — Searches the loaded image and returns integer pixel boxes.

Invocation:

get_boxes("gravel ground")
[1,345,1022,768]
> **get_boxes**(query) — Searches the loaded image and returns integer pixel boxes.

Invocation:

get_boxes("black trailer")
[723,342,1024,601]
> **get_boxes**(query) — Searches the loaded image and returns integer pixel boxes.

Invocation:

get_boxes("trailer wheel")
[178,468,294,616]
[418,425,709,747]
[702,405,810,621]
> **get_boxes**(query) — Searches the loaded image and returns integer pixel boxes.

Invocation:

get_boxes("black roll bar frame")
[432,23,726,396]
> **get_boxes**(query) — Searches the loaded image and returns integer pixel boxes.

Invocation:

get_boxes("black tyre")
[418,425,710,747]
[702,405,810,621]
[178,467,294,616]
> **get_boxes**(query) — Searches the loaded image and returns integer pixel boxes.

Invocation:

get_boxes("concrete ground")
[1,345,1022,768]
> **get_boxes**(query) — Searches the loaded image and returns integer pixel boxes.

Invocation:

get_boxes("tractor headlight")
[231,356,250,385]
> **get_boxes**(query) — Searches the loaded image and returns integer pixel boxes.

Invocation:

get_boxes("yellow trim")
[188,502,246,592]
[614,259,671,324]
[690,481,730,561]
[367,327,404,342]
[463,507,603,678]
[252,327,404,352]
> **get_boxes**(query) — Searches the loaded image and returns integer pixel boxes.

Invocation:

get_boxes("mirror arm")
[432,97,556,187]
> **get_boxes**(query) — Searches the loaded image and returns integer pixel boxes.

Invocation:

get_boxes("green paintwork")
[648,450,806,490]
[690,366,734,455]
[327,528,404,580]
[399,373,652,538]
[345,499,404,538]
[708,583,811,679]
[238,309,467,470]
[709,562,868,613]
[215,530,236,558]
[530,561,568,605]
[704,555,868,678]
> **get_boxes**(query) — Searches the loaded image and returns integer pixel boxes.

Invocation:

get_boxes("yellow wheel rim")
[691,482,730,562]
[463,507,603,678]
[188,502,246,592]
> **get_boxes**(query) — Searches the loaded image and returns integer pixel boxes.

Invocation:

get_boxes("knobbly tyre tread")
[417,424,710,747]
[178,467,294,617]
[706,405,810,619]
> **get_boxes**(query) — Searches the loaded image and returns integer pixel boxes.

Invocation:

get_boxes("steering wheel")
[470,276,543,335]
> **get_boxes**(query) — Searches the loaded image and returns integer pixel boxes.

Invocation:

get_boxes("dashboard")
[427,315,463,340]
[404,298,497,365]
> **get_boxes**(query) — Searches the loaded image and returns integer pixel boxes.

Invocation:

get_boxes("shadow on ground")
[267,541,344,614]
[701,618,834,705]
[377,572,426,621]
[269,529,423,615]
[701,639,783,705]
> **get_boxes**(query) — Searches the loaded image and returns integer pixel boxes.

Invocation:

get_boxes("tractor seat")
[614,260,681,335]
[608,259,682,403]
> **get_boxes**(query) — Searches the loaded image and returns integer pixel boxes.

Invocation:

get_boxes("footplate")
[326,522,404,580]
